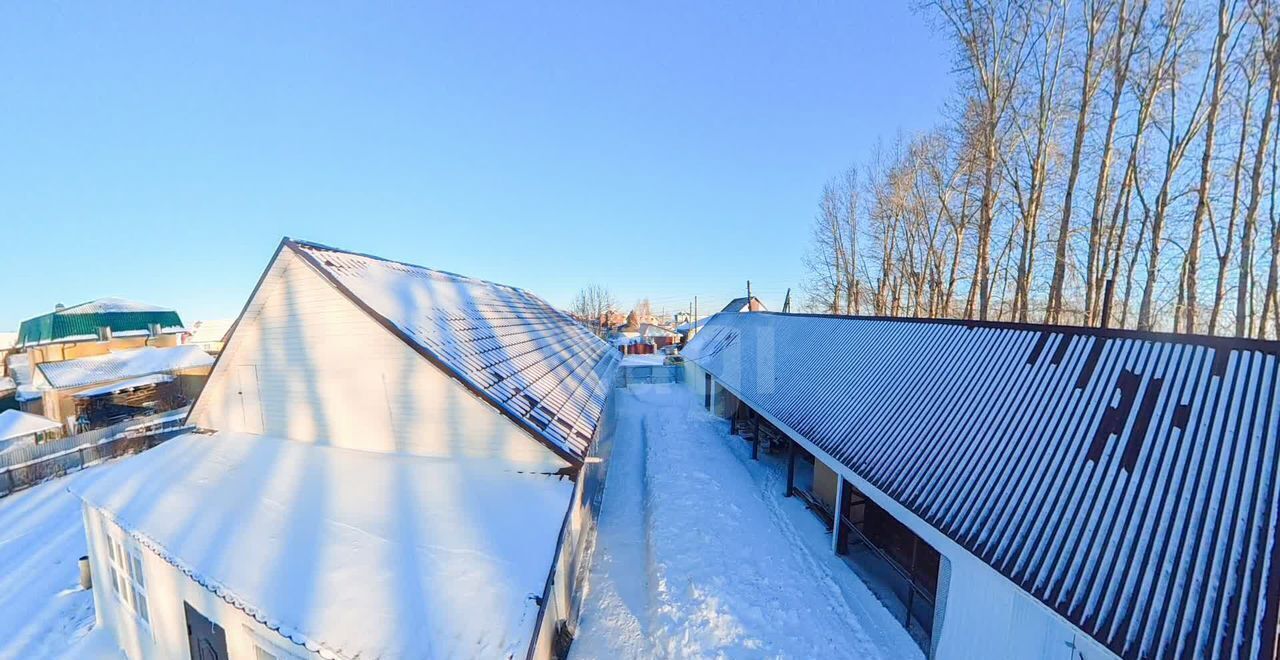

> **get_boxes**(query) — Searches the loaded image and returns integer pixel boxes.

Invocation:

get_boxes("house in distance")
[70,238,620,660]
[11,298,212,432]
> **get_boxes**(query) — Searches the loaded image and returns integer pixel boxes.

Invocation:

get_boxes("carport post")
[832,477,848,555]
[751,414,760,461]
[785,440,796,497]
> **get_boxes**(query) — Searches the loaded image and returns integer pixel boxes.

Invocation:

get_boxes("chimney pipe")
[1099,279,1115,329]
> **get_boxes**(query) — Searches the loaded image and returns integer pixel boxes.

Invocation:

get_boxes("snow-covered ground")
[0,466,119,659]
[572,384,922,660]
[12,383,918,660]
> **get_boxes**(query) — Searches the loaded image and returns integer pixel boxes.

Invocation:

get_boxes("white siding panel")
[190,249,566,471]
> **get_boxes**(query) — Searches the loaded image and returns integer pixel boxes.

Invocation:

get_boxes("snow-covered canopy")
[72,374,174,398]
[69,431,575,659]
[0,410,60,442]
[36,345,213,391]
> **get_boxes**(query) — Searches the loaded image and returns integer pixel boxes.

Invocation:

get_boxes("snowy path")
[0,466,121,659]
[572,384,922,660]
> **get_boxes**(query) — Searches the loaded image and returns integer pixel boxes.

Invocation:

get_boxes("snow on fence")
[618,365,684,387]
[0,407,191,496]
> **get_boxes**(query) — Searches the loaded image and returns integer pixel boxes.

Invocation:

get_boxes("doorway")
[184,602,228,660]
[235,365,264,434]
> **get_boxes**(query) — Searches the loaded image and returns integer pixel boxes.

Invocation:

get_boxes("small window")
[104,523,116,562]
[245,627,301,660]
[130,555,145,587]
[101,525,150,627]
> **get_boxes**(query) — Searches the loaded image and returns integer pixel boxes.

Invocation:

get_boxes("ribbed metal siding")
[683,313,1280,660]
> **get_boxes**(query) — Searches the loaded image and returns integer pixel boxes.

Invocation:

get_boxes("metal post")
[751,413,760,460]
[785,440,797,497]
[904,536,920,631]
[1100,278,1115,328]
[832,477,848,555]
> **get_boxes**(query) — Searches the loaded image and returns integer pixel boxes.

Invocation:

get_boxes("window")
[100,517,150,626]
[244,627,303,660]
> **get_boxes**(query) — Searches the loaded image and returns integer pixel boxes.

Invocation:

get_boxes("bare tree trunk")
[1259,101,1280,335]
[1139,0,1205,331]
[1047,0,1106,323]
[1086,0,1147,324]
[1184,0,1236,333]
[1210,51,1259,333]
[1236,4,1280,337]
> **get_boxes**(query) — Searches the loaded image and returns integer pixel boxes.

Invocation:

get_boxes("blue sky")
[0,2,953,327]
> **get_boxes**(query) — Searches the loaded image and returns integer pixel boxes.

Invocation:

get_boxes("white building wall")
[189,248,567,472]
[698,372,1119,660]
[85,504,312,660]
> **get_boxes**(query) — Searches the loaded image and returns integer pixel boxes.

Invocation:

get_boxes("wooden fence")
[0,407,191,497]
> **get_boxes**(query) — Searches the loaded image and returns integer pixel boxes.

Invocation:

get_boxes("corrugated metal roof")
[289,240,619,463]
[683,312,1280,660]
[37,345,213,390]
[17,298,184,347]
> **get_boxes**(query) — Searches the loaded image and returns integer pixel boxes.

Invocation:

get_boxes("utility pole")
[747,280,753,311]
[694,296,699,328]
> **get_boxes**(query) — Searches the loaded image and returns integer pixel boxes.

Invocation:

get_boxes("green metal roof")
[17,298,185,347]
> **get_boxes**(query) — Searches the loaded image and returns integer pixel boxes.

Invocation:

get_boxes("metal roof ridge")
[743,310,1280,355]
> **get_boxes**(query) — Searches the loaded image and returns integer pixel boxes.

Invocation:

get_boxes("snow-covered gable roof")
[0,409,60,442]
[58,298,173,315]
[638,323,679,338]
[674,318,708,333]
[186,319,233,346]
[684,311,1280,660]
[69,431,574,659]
[36,345,213,390]
[287,240,620,463]
[719,296,766,314]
